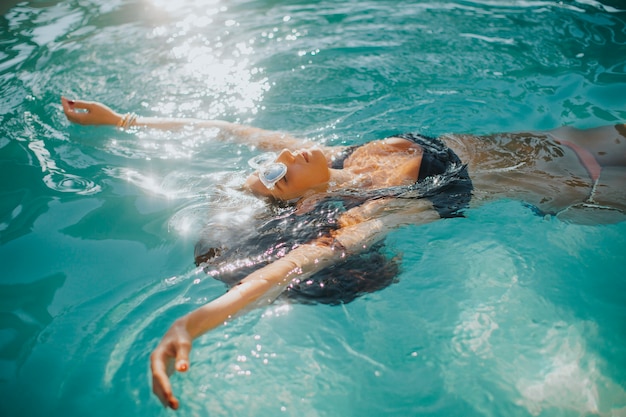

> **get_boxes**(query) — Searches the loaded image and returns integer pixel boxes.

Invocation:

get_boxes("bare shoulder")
[347,137,422,156]
[381,136,422,150]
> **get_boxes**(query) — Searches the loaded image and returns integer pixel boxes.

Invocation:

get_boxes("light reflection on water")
[1,1,626,416]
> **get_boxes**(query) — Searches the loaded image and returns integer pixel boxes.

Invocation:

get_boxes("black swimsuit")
[331,133,473,218]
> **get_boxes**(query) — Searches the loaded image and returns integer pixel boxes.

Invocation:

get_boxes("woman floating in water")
[61,97,626,409]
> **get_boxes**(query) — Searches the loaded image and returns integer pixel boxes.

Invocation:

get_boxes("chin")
[311,148,328,164]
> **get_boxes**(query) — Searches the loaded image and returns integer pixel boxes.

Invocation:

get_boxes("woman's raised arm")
[61,96,312,151]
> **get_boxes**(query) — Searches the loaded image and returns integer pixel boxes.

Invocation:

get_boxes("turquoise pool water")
[1,0,626,416]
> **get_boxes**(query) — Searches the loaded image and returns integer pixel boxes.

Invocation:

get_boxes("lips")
[301,151,310,162]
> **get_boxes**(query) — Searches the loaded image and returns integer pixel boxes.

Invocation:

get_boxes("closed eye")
[273,176,287,190]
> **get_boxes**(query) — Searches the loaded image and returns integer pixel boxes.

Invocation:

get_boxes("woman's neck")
[327,168,365,190]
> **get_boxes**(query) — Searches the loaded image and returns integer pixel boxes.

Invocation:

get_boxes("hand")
[150,318,193,410]
[61,96,122,126]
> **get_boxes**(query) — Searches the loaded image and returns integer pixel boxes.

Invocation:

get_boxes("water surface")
[1,1,626,416]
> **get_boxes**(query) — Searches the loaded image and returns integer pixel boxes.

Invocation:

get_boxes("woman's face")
[246,148,330,200]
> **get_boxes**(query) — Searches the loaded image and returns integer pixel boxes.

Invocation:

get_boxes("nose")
[276,148,295,164]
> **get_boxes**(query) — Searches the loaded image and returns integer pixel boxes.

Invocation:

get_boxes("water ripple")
[28,139,101,195]
[42,171,101,195]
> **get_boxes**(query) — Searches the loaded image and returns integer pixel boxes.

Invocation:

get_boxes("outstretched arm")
[61,96,313,151]
[150,240,344,409]
[150,198,438,409]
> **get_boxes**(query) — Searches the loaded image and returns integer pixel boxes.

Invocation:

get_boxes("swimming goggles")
[248,152,287,190]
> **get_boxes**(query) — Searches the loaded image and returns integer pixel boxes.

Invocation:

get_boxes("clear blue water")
[1,1,626,416]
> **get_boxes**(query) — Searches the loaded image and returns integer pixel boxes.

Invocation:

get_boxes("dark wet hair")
[195,195,402,305]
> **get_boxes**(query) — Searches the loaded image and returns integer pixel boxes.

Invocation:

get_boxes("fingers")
[153,373,180,410]
[150,350,180,410]
[68,99,94,112]
[61,96,92,110]
[61,96,75,119]
[61,96,92,125]
[149,321,193,410]
[175,341,191,373]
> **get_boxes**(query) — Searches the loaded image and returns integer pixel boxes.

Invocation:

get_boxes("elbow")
[232,258,303,305]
